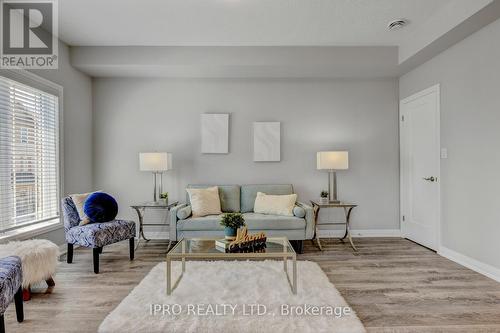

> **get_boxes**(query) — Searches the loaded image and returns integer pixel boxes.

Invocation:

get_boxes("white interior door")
[400,85,440,250]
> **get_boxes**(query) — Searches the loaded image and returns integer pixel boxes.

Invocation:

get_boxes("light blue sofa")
[170,184,314,253]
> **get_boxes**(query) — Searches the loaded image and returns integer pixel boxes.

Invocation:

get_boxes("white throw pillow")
[70,191,99,225]
[253,192,298,216]
[187,186,222,217]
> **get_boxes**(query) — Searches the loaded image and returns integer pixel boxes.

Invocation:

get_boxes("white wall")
[0,41,93,245]
[30,41,93,195]
[400,18,500,270]
[93,78,399,232]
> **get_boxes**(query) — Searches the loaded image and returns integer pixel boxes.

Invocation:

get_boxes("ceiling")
[59,0,450,47]
[70,46,399,78]
[62,0,499,78]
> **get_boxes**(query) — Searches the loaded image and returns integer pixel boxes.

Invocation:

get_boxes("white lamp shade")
[317,151,349,170]
[139,152,172,171]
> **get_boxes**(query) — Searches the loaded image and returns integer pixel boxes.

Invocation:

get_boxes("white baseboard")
[318,229,401,238]
[143,231,170,239]
[145,230,402,239]
[438,246,500,283]
[144,230,402,239]
[59,243,67,255]
[59,243,69,257]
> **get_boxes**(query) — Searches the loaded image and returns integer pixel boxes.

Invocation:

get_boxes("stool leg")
[67,243,73,264]
[46,277,55,287]
[129,237,134,260]
[93,248,100,274]
[14,287,24,322]
[22,287,31,301]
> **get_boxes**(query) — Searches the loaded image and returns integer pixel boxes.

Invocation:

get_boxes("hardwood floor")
[4,238,500,332]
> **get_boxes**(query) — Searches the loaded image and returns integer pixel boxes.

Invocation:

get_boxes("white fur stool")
[0,239,59,301]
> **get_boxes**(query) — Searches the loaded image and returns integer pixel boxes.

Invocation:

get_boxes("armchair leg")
[14,286,23,322]
[93,248,100,274]
[129,237,134,260]
[0,314,4,333]
[67,243,73,263]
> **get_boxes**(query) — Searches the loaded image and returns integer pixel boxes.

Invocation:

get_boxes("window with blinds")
[0,76,60,232]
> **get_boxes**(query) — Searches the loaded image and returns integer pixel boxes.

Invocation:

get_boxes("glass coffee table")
[166,237,297,295]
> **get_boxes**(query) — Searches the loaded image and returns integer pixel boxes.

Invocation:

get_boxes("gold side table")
[310,201,358,251]
[130,201,179,250]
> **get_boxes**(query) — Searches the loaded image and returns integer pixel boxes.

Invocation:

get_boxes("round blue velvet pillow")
[83,192,118,223]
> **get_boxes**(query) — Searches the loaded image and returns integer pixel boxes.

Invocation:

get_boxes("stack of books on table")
[215,239,231,252]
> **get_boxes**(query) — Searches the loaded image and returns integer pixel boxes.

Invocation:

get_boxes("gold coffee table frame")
[166,237,297,295]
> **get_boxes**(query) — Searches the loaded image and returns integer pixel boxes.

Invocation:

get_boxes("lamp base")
[328,171,340,204]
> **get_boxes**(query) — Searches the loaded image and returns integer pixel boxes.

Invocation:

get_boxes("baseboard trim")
[143,231,170,239]
[318,229,401,238]
[59,243,68,257]
[438,246,500,283]
[146,230,402,239]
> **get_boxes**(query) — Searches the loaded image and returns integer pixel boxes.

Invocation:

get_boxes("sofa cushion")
[177,213,305,231]
[240,184,294,213]
[243,213,305,230]
[187,186,222,217]
[176,215,222,231]
[254,192,297,216]
[186,185,240,212]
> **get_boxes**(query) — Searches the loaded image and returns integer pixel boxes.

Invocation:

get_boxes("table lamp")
[139,152,172,202]
[316,151,348,203]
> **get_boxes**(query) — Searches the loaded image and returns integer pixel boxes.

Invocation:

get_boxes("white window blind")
[0,76,59,232]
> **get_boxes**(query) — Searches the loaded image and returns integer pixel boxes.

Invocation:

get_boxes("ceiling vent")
[387,19,408,31]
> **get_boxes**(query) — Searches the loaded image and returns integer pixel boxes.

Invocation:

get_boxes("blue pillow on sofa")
[83,192,118,223]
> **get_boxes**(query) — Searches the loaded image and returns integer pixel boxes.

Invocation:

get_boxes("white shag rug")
[99,260,365,333]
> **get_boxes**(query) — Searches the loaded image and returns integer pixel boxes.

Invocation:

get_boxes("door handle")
[423,176,436,182]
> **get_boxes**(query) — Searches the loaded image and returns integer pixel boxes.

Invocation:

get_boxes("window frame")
[0,69,64,233]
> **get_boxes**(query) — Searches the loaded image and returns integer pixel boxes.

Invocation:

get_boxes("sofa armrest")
[170,203,189,241]
[296,201,314,239]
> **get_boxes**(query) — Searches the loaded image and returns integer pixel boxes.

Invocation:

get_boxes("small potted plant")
[320,190,329,204]
[159,192,168,204]
[220,213,246,240]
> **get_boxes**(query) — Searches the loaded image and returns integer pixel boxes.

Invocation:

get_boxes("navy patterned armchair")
[0,256,23,332]
[62,197,136,274]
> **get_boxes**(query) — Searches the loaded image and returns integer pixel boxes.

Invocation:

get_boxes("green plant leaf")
[220,212,246,229]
